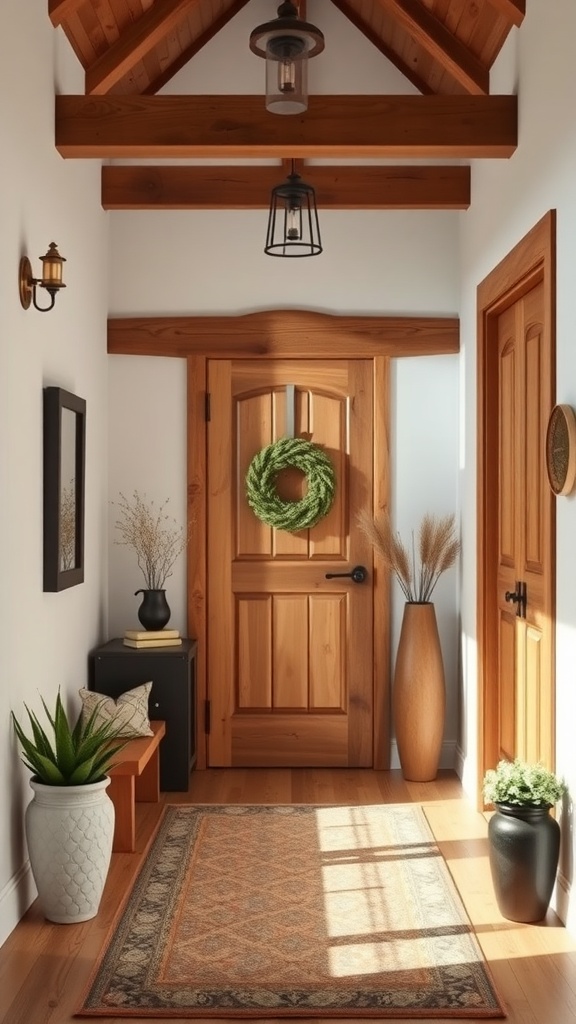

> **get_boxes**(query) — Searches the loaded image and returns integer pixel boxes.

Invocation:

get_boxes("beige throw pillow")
[79,683,153,738]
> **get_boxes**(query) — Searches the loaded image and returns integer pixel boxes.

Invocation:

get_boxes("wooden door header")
[108,310,459,359]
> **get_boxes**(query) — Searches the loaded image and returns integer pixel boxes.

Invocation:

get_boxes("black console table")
[88,638,197,792]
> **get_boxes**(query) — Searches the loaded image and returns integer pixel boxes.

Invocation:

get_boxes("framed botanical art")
[43,387,86,591]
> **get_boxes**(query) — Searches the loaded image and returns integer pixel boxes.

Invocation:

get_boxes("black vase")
[488,803,561,922]
[134,589,171,631]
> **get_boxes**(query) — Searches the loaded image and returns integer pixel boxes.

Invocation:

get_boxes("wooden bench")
[107,720,166,853]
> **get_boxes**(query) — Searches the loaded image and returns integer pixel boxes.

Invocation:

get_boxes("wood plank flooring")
[1,768,575,1024]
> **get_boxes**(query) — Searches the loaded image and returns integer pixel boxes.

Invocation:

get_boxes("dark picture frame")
[43,387,86,592]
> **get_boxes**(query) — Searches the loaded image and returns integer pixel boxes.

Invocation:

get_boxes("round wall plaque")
[545,404,576,496]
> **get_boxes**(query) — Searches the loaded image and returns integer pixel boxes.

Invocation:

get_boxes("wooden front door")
[206,359,375,767]
[495,283,554,764]
[478,212,556,787]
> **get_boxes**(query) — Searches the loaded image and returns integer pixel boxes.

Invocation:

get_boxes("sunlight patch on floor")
[479,921,576,960]
[327,935,483,978]
[313,804,486,980]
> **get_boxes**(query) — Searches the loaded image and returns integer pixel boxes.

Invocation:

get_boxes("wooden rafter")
[48,0,82,27]
[86,0,254,97]
[373,0,489,94]
[55,95,517,159]
[142,0,251,95]
[86,0,205,95]
[107,311,460,359]
[101,164,471,210]
[485,0,525,28]
[329,0,433,95]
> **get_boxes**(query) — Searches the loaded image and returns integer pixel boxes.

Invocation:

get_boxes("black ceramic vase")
[134,589,171,631]
[488,803,561,922]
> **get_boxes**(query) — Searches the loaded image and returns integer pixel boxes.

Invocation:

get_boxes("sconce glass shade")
[39,242,66,289]
[250,1,324,115]
[265,164,322,257]
[19,243,66,312]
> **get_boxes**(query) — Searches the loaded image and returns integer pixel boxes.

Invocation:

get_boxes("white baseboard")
[453,743,465,781]
[390,739,458,773]
[555,870,572,930]
[0,861,36,949]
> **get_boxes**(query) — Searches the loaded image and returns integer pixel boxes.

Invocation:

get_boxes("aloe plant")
[12,690,127,786]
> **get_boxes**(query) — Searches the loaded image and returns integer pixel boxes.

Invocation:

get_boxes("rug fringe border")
[76,1009,506,1019]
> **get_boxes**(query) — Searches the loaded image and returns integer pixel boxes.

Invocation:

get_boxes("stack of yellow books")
[123,629,182,649]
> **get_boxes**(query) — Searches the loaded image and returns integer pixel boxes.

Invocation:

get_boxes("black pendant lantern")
[264,161,322,257]
[250,1,324,115]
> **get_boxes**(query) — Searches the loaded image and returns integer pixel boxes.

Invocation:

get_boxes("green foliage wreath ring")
[245,437,336,532]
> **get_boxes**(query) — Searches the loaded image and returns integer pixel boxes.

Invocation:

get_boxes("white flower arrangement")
[483,759,566,807]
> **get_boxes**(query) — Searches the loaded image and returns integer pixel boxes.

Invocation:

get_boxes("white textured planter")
[25,777,115,924]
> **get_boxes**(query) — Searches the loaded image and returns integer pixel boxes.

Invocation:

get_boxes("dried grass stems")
[357,509,460,603]
[60,479,76,571]
[113,490,190,591]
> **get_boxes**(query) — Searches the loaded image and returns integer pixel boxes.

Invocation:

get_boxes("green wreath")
[245,437,336,532]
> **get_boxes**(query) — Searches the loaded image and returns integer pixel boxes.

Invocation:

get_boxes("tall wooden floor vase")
[393,602,446,782]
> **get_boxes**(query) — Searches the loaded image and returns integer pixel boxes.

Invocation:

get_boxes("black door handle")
[325,565,368,584]
[505,581,527,618]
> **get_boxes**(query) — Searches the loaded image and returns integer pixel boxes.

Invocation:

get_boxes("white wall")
[0,0,109,943]
[392,356,461,762]
[459,0,576,930]
[107,357,189,635]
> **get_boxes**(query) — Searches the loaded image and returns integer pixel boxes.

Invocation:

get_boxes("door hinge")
[205,392,211,422]
[204,699,211,735]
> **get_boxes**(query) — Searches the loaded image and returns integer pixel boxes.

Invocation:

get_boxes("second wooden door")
[495,282,554,765]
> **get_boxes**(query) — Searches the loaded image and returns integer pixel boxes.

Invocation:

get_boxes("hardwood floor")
[1,768,575,1024]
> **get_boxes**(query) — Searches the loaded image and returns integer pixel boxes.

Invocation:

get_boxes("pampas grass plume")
[357,509,460,603]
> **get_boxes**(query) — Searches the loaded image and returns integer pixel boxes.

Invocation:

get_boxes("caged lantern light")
[264,160,322,257]
[249,1,324,115]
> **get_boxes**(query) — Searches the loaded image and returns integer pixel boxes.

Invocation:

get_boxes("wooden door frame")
[108,309,459,769]
[476,212,556,802]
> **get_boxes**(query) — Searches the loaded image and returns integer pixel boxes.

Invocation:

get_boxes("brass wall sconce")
[19,243,67,312]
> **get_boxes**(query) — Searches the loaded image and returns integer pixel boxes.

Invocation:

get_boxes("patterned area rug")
[78,804,505,1018]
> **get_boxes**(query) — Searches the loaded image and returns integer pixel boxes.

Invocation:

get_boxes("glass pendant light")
[250,1,324,115]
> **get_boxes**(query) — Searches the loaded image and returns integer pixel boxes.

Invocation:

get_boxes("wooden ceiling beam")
[86,0,205,95]
[101,164,471,210]
[373,0,489,94]
[328,0,433,95]
[107,311,460,359]
[48,0,83,27]
[485,0,525,28]
[55,95,517,159]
